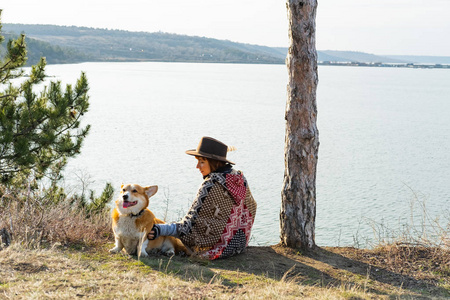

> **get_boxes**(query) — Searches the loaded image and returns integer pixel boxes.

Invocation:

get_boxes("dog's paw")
[109,247,120,254]
[148,248,159,255]
[140,250,149,258]
[164,249,175,257]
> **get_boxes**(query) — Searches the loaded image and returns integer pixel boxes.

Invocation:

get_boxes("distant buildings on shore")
[319,61,450,69]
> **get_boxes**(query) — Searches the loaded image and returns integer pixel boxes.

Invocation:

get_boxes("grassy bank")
[1,242,449,299]
[1,187,449,299]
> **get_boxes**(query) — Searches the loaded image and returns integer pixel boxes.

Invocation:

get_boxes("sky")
[1,0,449,56]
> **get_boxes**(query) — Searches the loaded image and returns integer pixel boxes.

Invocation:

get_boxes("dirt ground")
[211,244,449,298]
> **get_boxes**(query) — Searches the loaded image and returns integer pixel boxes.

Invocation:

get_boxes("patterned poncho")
[176,165,257,260]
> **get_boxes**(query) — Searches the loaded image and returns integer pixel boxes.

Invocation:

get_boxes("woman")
[148,136,257,260]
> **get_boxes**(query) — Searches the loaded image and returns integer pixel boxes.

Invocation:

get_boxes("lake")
[42,62,450,248]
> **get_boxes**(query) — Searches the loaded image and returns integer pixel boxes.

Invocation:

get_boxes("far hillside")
[2,24,449,66]
[0,32,90,65]
[2,24,285,65]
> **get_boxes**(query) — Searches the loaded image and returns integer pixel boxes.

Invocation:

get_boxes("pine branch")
[0,94,13,100]
[12,116,50,139]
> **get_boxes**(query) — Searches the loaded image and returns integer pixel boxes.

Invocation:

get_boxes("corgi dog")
[109,184,186,257]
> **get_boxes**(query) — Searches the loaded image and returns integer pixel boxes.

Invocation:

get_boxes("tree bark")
[281,0,319,250]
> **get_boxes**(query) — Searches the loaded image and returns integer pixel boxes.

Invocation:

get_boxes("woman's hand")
[147,225,160,240]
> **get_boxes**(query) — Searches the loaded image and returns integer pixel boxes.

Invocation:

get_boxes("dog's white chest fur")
[111,215,147,255]
[114,215,141,238]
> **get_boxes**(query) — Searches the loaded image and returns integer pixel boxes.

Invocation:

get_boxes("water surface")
[42,62,449,247]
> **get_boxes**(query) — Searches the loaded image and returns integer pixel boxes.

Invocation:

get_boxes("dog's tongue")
[123,201,130,208]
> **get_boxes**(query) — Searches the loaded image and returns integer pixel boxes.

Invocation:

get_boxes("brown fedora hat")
[185,136,235,165]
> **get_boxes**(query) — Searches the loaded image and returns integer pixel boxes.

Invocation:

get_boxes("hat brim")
[185,149,235,165]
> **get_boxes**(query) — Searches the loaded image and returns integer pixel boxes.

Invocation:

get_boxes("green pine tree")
[0,11,90,184]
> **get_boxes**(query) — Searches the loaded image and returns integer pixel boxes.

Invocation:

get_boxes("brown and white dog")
[109,184,186,257]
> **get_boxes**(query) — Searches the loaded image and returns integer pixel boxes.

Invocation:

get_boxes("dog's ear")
[144,185,158,198]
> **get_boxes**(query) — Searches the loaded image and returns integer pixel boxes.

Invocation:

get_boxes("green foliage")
[71,182,114,218]
[0,13,90,184]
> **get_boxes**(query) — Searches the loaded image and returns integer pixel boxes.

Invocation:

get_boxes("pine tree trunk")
[281,0,319,250]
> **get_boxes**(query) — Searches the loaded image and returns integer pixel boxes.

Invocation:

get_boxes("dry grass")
[352,193,450,288]
[0,200,112,250]
[365,190,450,250]
[0,184,112,249]
[370,244,449,278]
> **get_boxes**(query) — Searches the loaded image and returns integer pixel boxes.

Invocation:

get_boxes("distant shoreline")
[319,61,450,69]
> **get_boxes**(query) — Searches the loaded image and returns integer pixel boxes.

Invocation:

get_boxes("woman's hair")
[206,158,227,172]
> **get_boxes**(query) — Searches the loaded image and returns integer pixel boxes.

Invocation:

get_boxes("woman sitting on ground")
[148,136,257,260]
